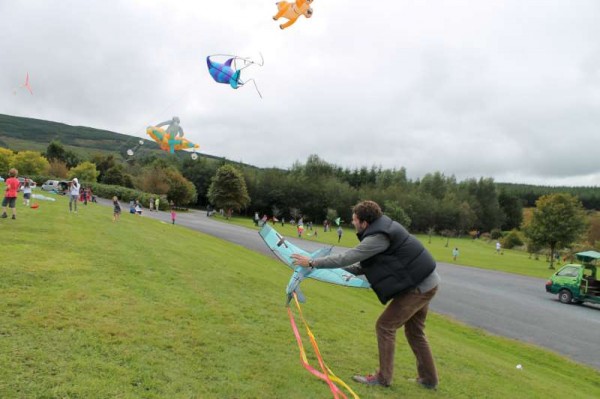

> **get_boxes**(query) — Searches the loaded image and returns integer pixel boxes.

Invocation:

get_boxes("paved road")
[105,200,600,370]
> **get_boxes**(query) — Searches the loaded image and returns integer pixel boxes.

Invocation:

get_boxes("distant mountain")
[0,113,253,166]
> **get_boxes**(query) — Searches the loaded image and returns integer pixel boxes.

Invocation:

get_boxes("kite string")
[288,293,360,399]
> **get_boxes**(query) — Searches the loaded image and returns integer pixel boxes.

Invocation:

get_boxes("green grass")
[1,191,599,398]
[217,216,561,279]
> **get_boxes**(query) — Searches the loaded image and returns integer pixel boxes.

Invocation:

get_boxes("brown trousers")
[375,286,438,387]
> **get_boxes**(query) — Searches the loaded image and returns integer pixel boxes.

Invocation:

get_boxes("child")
[22,178,32,206]
[171,209,176,225]
[337,226,343,243]
[2,168,19,219]
[452,247,459,261]
[113,196,122,222]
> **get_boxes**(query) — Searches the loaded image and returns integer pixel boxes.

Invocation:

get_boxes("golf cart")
[545,251,600,305]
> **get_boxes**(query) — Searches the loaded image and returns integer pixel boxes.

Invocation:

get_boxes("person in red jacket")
[2,168,20,219]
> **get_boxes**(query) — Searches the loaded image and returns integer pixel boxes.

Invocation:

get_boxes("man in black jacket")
[292,200,440,389]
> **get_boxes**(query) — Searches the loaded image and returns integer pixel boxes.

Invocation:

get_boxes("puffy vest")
[357,215,436,304]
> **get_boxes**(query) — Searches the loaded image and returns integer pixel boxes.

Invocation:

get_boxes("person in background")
[155,197,160,212]
[452,247,459,261]
[22,178,32,207]
[337,225,343,243]
[69,178,80,213]
[171,208,176,225]
[2,168,19,219]
[112,196,122,222]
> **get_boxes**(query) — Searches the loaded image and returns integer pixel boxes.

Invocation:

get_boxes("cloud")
[1,0,599,186]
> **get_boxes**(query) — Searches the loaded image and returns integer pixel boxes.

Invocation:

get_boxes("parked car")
[545,251,600,305]
[41,180,60,191]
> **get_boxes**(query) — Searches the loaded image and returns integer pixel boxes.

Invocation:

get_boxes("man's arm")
[291,234,389,270]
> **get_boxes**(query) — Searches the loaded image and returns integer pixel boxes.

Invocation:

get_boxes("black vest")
[357,215,436,304]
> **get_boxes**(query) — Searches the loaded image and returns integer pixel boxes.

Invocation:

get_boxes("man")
[291,200,440,390]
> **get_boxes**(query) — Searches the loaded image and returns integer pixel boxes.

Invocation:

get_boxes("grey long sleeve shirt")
[312,234,440,294]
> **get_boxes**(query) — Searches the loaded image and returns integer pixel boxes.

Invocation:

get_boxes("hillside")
[0,113,255,167]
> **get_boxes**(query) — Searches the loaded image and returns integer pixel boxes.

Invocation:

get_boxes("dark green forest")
[2,113,599,234]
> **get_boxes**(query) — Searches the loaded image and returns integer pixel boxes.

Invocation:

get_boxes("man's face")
[352,213,368,233]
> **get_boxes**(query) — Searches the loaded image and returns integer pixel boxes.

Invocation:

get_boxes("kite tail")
[287,293,360,399]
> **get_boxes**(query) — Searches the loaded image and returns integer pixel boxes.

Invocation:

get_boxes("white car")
[41,180,60,191]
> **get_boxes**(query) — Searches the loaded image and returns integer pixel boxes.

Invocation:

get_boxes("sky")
[1,0,600,186]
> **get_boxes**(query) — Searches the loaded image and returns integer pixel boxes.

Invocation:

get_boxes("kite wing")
[259,224,370,303]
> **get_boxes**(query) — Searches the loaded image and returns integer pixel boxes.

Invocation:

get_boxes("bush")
[490,228,503,239]
[501,229,524,249]
[88,182,169,210]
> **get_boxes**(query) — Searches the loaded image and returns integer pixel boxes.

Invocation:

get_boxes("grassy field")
[216,216,563,280]
[1,190,599,398]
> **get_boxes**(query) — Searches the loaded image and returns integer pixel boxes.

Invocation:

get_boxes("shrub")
[501,229,524,249]
[490,228,503,239]
[88,182,169,211]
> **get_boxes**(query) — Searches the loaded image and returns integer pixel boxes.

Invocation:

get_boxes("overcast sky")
[2,0,600,186]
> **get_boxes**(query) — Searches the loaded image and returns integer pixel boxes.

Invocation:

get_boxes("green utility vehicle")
[545,251,600,305]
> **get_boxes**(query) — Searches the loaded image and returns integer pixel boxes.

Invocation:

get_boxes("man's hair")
[352,200,383,224]
[8,168,18,177]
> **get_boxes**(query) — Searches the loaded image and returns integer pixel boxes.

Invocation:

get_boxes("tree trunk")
[548,244,555,269]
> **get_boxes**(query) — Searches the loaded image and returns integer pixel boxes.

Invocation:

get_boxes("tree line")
[2,141,599,239]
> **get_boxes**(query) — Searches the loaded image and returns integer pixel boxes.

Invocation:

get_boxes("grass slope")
[0,191,598,398]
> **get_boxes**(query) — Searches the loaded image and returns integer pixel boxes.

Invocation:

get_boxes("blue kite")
[206,54,264,98]
[259,224,370,304]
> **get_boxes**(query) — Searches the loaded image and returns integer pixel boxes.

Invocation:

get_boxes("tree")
[207,164,250,219]
[523,193,588,269]
[12,151,50,175]
[45,140,80,168]
[45,140,66,162]
[384,200,412,228]
[165,169,197,206]
[499,191,524,230]
[102,164,129,187]
[68,161,99,182]
[48,160,69,178]
[0,147,14,175]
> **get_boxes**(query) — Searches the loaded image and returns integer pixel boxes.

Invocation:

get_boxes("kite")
[258,224,370,304]
[23,72,33,95]
[259,223,365,399]
[206,54,264,98]
[146,117,200,158]
[273,0,314,30]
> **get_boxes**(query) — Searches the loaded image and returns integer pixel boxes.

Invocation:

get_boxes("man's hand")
[291,254,311,268]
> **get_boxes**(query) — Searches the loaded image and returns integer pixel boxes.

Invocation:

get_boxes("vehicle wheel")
[558,289,572,304]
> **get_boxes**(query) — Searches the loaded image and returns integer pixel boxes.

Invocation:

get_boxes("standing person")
[69,178,80,213]
[495,241,501,254]
[337,225,343,243]
[291,200,440,390]
[171,208,176,225]
[452,247,459,261]
[2,168,20,219]
[22,178,32,207]
[155,197,160,212]
[149,196,154,212]
[112,196,122,222]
